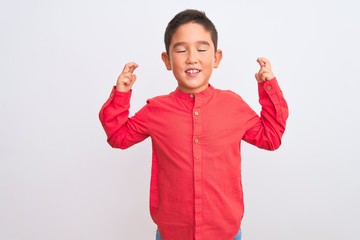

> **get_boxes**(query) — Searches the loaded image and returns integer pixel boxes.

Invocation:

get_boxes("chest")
[149,102,248,147]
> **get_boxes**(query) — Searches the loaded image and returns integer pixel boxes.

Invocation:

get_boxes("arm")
[242,58,289,150]
[99,62,150,149]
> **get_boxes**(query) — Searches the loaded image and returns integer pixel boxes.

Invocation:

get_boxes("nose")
[186,49,198,64]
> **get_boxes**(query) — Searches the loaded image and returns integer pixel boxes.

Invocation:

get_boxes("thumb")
[132,74,137,82]
[255,72,260,82]
[130,74,137,86]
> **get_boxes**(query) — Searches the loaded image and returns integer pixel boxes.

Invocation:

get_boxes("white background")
[1,0,359,239]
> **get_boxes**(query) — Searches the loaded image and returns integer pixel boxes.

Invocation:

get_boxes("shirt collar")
[173,84,215,100]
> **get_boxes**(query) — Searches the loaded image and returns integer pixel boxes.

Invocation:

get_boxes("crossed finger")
[122,62,139,74]
[257,57,271,70]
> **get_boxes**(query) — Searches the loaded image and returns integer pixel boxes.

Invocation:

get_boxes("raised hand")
[255,57,275,83]
[116,62,139,92]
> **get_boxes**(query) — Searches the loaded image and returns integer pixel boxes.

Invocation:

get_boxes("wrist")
[116,85,131,92]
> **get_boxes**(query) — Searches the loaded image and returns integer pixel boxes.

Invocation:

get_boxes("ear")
[161,52,172,70]
[213,49,223,68]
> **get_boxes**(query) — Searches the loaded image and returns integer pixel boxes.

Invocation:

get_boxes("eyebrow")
[172,41,210,49]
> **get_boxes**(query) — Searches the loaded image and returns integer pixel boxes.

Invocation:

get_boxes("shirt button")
[266,85,272,91]
[190,93,195,99]
[194,138,199,143]
[194,111,199,116]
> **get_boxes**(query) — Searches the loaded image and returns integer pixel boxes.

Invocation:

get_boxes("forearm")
[243,78,289,150]
[99,87,149,149]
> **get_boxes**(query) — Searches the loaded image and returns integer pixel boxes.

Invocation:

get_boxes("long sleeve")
[242,78,289,150]
[99,87,150,149]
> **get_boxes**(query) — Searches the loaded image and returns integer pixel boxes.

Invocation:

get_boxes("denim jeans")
[156,229,242,240]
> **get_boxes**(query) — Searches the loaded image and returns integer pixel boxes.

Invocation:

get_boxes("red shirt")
[99,78,288,240]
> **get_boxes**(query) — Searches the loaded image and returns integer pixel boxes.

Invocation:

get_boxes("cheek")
[205,58,216,68]
[171,57,183,68]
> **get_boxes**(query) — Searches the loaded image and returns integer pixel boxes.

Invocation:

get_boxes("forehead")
[170,22,213,47]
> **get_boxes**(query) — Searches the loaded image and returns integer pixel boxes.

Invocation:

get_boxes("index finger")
[122,62,139,74]
[256,58,265,68]
[257,57,271,69]
[261,58,271,68]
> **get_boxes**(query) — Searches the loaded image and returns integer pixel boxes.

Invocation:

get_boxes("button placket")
[192,95,203,238]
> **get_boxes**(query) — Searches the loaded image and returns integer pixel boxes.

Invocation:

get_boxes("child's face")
[162,22,222,93]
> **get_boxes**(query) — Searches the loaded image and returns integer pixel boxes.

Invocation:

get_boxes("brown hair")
[164,9,218,53]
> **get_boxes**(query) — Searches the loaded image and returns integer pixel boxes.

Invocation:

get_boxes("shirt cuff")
[258,77,282,97]
[109,86,132,106]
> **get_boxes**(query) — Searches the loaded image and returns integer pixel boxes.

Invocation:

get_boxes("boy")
[99,9,288,240]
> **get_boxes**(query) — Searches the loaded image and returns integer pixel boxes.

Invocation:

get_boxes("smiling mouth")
[185,69,201,74]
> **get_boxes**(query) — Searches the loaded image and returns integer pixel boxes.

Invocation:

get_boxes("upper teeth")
[187,70,200,74]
